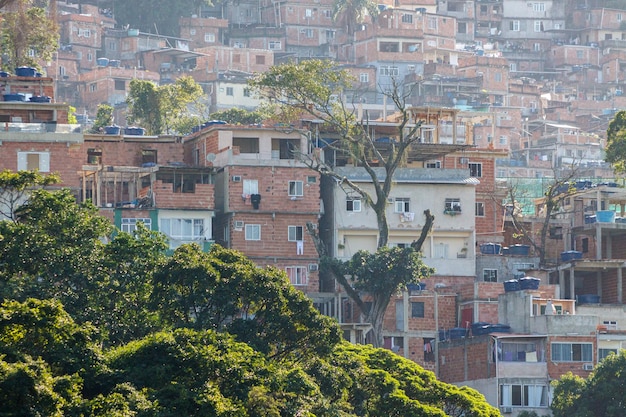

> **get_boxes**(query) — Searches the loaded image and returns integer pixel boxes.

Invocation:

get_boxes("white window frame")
[160,218,205,240]
[380,65,399,77]
[394,197,410,213]
[534,20,543,32]
[511,20,520,31]
[204,33,215,43]
[288,180,303,196]
[401,13,413,23]
[305,8,312,17]
[483,268,498,282]
[499,135,508,145]
[469,162,482,177]
[226,87,234,96]
[243,179,258,195]
[286,266,307,285]
[121,218,152,233]
[500,384,548,407]
[476,201,485,217]
[359,73,369,83]
[17,151,50,172]
[445,198,462,212]
[551,342,593,362]
[347,198,361,212]
[288,225,304,241]
[428,17,437,29]
[269,41,282,50]
[245,224,261,241]
[533,2,545,12]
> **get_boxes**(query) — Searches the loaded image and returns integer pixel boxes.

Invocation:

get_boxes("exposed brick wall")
[152,180,214,210]
[438,337,495,383]
[547,335,596,379]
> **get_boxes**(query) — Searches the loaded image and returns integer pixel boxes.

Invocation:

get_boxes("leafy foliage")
[0,183,497,416]
[0,0,59,69]
[90,103,115,133]
[605,110,626,173]
[209,107,268,125]
[552,351,626,417]
[126,76,205,135]
[0,169,60,221]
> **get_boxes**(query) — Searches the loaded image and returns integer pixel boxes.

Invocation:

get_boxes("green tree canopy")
[126,75,205,135]
[90,103,115,133]
[605,110,626,173]
[552,351,626,417]
[0,169,59,221]
[0,0,59,70]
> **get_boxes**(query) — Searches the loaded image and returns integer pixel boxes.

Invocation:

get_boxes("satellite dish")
[206,153,216,162]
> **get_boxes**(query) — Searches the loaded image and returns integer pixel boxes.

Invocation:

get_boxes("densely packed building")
[4,0,626,414]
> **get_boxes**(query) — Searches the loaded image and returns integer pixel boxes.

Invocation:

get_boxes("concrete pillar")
[618,267,623,304]
[569,267,576,300]
[559,269,565,299]
[596,225,602,260]
[596,271,602,298]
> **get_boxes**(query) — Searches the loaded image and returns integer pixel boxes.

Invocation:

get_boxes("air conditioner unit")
[308,263,319,271]
[501,407,512,414]
[234,220,244,229]
[583,363,594,371]
[232,175,242,182]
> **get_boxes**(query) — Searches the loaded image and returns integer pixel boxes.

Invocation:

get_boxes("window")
[599,348,618,361]
[551,343,593,362]
[243,179,259,195]
[618,13,623,22]
[500,342,540,362]
[286,266,307,285]
[424,338,435,362]
[142,149,157,165]
[499,135,508,145]
[87,52,93,61]
[160,218,205,240]
[359,73,369,83]
[288,225,304,241]
[89,83,97,92]
[204,33,215,42]
[469,162,482,177]
[500,384,548,407]
[87,148,102,164]
[510,20,520,31]
[323,9,331,18]
[326,30,335,39]
[288,180,303,196]
[411,302,425,318]
[79,28,90,37]
[426,161,441,168]
[582,237,589,253]
[245,224,261,240]
[114,80,125,90]
[534,20,543,32]
[226,87,234,96]
[401,13,412,23]
[347,198,361,212]
[458,22,466,33]
[534,43,541,51]
[483,269,498,282]
[433,243,448,258]
[305,8,312,17]
[395,197,410,213]
[17,152,50,172]
[307,175,317,183]
[494,72,502,82]
[121,218,151,233]
[269,41,281,50]
[243,88,250,97]
[233,137,259,153]
[428,17,437,29]
[476,202,485,216]
[190,28,196,35]
[304,29,314,38]
[380,65,399,76]
[445,198,461,212]
[576,50,584,59]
